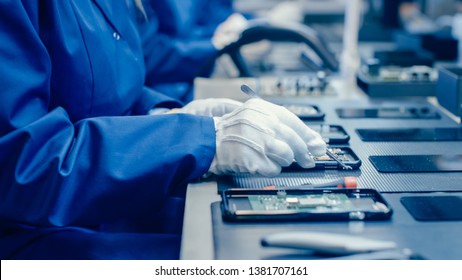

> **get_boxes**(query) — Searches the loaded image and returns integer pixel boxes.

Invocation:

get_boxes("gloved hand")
[175,98,243,117]
[212,13,248,50]
[208,99,326,177]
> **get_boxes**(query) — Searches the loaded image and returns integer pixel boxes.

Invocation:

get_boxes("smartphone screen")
[336,107,440,119]
[370,155,462,172]
[357,128,462,141]
[221,189,393,221]
[401,196,462,221]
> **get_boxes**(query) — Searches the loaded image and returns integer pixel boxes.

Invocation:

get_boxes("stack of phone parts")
[220,188,393,222]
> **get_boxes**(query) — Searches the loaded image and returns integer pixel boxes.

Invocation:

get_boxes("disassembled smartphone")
[221,188,393,222]
[284,147,361,171]
[309,124,350,144]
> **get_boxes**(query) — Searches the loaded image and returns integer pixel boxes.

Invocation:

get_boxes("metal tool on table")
[325,148,353,170]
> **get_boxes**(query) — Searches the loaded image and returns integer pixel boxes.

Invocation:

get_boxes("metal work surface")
[220,97,462,193]
[182,94,462,260]
[211,192,462,260]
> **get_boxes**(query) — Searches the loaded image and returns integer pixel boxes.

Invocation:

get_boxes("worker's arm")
[0,0,215,228]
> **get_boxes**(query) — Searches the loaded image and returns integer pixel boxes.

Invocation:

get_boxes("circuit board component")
[248,193,387,213]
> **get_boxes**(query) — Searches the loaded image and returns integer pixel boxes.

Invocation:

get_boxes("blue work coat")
[138,2,219,85]
[0,0,215,259]
[149,0,234,39]
[138,1,223,102]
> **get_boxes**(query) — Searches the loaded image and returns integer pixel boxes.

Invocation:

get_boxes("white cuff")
[148,107,171,115]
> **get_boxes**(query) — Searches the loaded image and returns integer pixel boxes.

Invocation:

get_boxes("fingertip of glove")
[258,165,282,177]
[307,138,327,156]
[297,157,316,169]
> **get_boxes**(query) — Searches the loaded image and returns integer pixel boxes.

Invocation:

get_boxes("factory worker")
[0,0,325,260]
[149,0,235,39]
[138,0,246,102]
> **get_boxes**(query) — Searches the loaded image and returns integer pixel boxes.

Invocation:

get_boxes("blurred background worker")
[138,0,247,102]
[0,0,325,260]
[150,0,235,39]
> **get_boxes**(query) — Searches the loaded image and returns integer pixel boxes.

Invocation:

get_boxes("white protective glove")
[212,13,248,50]
[208,99,326,177]
[176,98,243,117]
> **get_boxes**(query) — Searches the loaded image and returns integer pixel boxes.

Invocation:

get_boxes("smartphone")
[309,124,350,144]
[356,127,462,142]
[370,155,462,173]
[283,147,362,171]
[221,188,393,222]
[336,107,440,119]
[282,104,325,120]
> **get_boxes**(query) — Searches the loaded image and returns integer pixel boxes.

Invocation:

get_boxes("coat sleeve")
[131,85,184,115]
[0,1,216,227]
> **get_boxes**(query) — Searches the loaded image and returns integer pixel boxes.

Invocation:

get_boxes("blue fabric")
[139,22,217,84]
[137,1,219,101]
[152,83,194,104]
[0,220,182,260]
[0,0,216,259]
[149,0,234,39]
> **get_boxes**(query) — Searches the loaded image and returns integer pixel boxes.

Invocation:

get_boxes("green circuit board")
[248,193,381,213]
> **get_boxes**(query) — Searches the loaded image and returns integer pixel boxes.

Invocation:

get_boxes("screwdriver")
[264,176,357,190]
[325,149,353,170]
[240,84,260,98]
